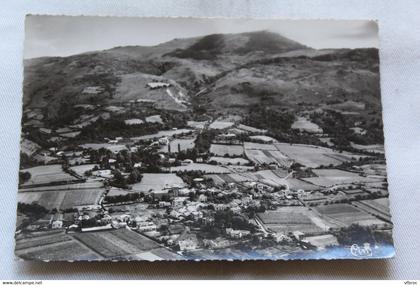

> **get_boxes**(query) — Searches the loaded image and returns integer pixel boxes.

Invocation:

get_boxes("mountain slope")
[22,31,381,130]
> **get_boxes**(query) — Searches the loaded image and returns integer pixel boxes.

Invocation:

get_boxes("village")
[15,81,393,261]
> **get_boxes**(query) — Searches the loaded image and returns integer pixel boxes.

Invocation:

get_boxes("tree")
[127,168,142,184]
[110,170,128,189]
[18,171,31,184]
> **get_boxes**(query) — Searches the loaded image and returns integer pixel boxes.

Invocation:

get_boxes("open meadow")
[20,165,79,186]
[258,206,325,234]
[131,173,185,194]
[313,204,388,228]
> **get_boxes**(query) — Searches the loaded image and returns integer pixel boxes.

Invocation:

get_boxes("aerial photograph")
[15,16,394,261]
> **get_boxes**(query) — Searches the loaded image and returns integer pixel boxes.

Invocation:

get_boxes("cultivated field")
[209,144,244,156]
[352,198,392,222]
[15,231,100,261]
[131,173,186,194]
[244,142,290,166]
[20,138,40,156]
[18,181,104,192]
[69,164,98,176]
[20,165,79,186]
[236,124,267,134]
[303,169,379,187]
[274,143,364,168]
[73,229,162,259]
[170,163,230,173]
[249,135,277,143]
[286,178,321,191]
[350,143,385,154]
[80,143,127,153]
[314,204,387,228]
[132,128,193,141]
[208,121,234,129]
[258,206,324,234]
[205,169,288,186]
[16,240,100,261]
[291,117,323,133]
[145,115,163,124]
[209,156,250,165]
[187,120,208,129]
[18,189,104,210]
[106,187,133,197]
[160,138,195,153]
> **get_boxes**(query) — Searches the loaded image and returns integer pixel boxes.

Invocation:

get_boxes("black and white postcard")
[15,16,394,261]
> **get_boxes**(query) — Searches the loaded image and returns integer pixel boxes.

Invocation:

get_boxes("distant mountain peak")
[165,31,309,60]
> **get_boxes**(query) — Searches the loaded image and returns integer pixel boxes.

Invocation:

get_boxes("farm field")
[208,120,234,129]
[209,144,244,156]
[131,173,186,194]
[70,164,98,176]
[274,143,364,168]
[236,124,267,134]
[249,135,277,143]
[145,115,163,124]
[314,204,387,228]
[20,165,79,186]
[303,169,380,187]
[187,120,208,129]
[80,143,127,153]
[20,138,40,156]
[258,206,325,234]
[170,163,230,173]
[18,189,104,210]
[16,239,100,261]
[360,164,387,176]
[124,118,144,125]
[15,231,73,250]
[132,128,193,141]
[244,142,290,166]
[225,165,254,172]
[159,138,195,153]
[253,169,288,187]
[107,187,133,197]
[18,180,104,193]
[209,156,250,165]
[205,169,288,186]
[59,131,81,138]
[106,202,165,218]
[352,198,392,222]
[15,231,100,260]
[286,178,321,191]
[291,117,323,133]
[73,229,161,259]
[350,142,385,154]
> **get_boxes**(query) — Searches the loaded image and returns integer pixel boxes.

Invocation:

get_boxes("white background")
[0,0,419,280]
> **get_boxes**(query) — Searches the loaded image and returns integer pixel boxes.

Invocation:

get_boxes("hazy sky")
[24,16,379,59]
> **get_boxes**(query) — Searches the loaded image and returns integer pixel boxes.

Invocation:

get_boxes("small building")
[203,238,230,249]
[214,204,229,211]
[172,197,189,208]
[51,220,63,229]
[226,228,251,239]
[137,222,157,232]
[159,137,169,145]
[198,194,208,202]
[159,201,171,208]
[181,159,194,165]
[147,82,171,89]
[273,233,292,243]
[178,233,199,251]
[302,234,339,250]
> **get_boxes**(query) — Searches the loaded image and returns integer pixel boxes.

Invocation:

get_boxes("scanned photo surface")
[15,16,394,261]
